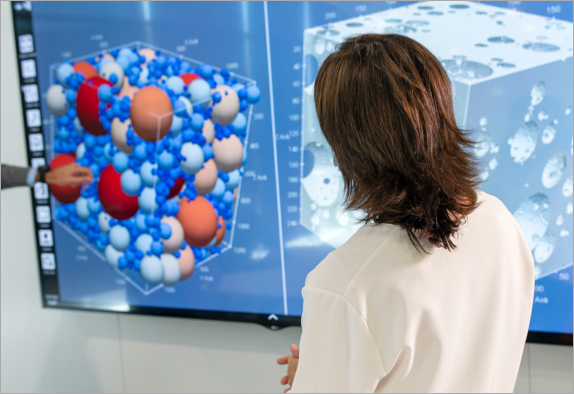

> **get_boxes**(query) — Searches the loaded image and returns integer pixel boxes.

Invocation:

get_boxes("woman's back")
[291,191,534,392]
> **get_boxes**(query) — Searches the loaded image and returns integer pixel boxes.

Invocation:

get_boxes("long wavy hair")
[314,33,481,252]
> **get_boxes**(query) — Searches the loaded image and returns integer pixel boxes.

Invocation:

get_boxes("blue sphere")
[113,151,129,173]
[166,76,185,95]
[225,170,241,190]
[140,161,159,187]
[158,151,175,171]
[109,225,131,252]
[211,179,226,199]
[231,113,247,134]
[246,85,261,104]
[188,79,212,107]
[150,241,163,256]
[135,213,148,233]
[135,233,153,254]
[222,191,234,205]
[138,187,158,214]
[190,113,204,131]
[116,56,130,71]
[180,143,205,174]
[134,143,148,161]
[120,169,142,196]
[57,63,75,88]
[140,255,164,285]
[75,197,90,221]
[231,83,245,93]
[87,197,102,214]
[104,244,124,269]
[98,84,113,103]
[160,222,172,239]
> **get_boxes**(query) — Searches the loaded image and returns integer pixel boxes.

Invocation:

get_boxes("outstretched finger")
[290,344,299,358]
[283,388,290,393]
[280,375,289,385]
[277,356,289,365]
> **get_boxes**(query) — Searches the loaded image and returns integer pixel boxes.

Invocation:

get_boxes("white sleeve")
[290,286,386,393]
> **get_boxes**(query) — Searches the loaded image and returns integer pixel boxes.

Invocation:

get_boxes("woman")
[277,34,534,393]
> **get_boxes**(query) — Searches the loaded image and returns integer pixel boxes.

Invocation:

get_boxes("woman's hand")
[277,344,299,393]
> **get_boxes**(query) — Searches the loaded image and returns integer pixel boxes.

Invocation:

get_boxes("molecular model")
[45,47,261,287]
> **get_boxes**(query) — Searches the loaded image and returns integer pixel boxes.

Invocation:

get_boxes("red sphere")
[176,196,217,247]
[98,165,139,220]
[76,77,113,136]
[49,154,81,204]
[167,176,184,200]
[215,217,226,247]
[179,73,200,86]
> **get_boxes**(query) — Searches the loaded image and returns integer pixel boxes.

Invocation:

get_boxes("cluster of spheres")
[45,47,261,286]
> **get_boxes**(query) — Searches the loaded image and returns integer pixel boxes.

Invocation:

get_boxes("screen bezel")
[12,1,573,346]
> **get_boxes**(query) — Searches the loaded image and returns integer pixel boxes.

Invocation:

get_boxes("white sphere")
[76,142,86,160]
[135,233,153,254]
[104,245,123,269]
[98,212,111,233]
[180,142,205,174]
[140,255,164,285]
[75,197,90,221]
[160,217,184,253]
[213,135,244,172]
[46,85,69,117]
[109,225,130,252]
[161,254,182,286]
[138,187,158,214]
[211,85,239,126]
[111,118,133,154]
[99,61,125,89]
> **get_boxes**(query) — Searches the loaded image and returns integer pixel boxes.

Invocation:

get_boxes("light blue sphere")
[140,161,159,187]
[242,149,248,166]
[231,83,245,93]
[113,151,129,173]
[109,225,131,252]
[120,169,142,196]
[161,254,181,286]
[160,222,172,239]
[180,143,205,175]
[57,63,75,88]
[103,142,114,163]
[75,197,90,221]
[170,115,183,136]
[98,212,111,233]
[223,190,234,205]
[225,170,241,190]
[188,79,212,107]
[158,151,175,170]
[87,197,102,214]
[140,255,164,285]
[116,55,130,71]
[213,74,225,86]
[166,76,185,95]
[246,85,261,104]
[74,117,83,133]
[76,142,86,160]
[138,67,150,84]
[231,113,247,134]
[118,48,133,59]
[211,179,226,199]
[135,214,148,233]
[139,187,158,214]
[135,233,153,254]
[104,245,124,269]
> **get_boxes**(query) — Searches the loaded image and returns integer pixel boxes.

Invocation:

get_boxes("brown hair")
[314,33,481,251]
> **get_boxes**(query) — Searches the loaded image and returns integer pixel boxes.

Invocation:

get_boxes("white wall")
[1,2,572,393]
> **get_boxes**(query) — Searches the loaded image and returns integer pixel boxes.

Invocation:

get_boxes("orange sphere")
[176,196,217,247]
[130,86,173,142]
[215,217,226,246]
[73,61,98,80]
[194,159,218,195]
[178,245,195,281]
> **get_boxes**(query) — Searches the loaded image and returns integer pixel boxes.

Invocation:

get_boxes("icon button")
[38,229,54,247]
[268,314,279,321]
[31,157,46,168]
[29,134,44,152]
[21,58,37,78]
[34,183,49,199]
[41,253,56,270]
[18,34,34,53]
[36,206,51,223]
[22,84,39,103]
[26,109,41,127]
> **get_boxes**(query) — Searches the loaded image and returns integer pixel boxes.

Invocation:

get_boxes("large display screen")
[12,1,572,344]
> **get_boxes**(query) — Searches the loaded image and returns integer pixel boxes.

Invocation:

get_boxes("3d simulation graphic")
[45,43,261,289]
[300,1,573,279]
